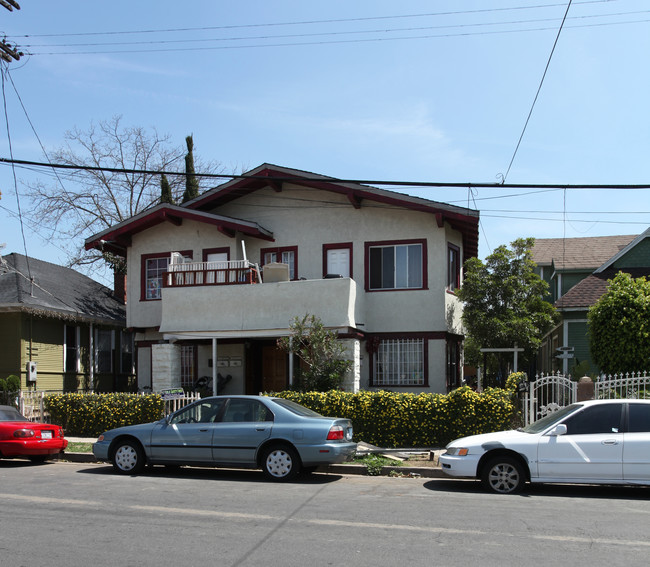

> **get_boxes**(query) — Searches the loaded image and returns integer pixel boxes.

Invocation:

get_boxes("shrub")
[0,375,20,406]
[274,382,518,447]
[44,393,165,437]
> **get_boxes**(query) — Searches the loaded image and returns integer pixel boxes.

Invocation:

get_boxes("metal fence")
[523,371,650,425]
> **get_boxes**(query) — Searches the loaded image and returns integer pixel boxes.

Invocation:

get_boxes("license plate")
[41,431,53,439]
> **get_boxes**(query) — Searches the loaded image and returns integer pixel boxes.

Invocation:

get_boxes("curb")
[59,452,445,477]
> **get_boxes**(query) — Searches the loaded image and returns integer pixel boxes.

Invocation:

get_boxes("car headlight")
[445,447,469,457]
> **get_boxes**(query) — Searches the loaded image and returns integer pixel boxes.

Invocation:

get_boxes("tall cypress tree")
[160,173,175,204]
[182,134,200,203]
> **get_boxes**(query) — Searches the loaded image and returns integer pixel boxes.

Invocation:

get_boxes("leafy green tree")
[456,238,557,384]
[588,272,650,374]
[277,314,353,392]
[182,134,200,203]
[160,174,175,205]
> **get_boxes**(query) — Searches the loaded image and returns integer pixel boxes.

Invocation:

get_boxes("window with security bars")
[180,345,196,390]
[374,338,425,386]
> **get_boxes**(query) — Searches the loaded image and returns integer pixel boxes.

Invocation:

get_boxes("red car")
[0,405,67,462]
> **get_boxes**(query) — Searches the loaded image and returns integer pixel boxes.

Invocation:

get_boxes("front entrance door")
[262,345,287,392]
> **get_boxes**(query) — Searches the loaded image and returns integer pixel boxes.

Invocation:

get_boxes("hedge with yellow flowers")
[274,375,522,447]
[44,393,165,437]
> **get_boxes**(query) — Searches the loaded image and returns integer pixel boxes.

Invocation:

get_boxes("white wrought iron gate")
[523,373,577,425]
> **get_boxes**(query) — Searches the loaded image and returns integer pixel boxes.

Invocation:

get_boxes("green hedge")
[44,393,165,437]
[42,373,523,445]
[275,382,520,447]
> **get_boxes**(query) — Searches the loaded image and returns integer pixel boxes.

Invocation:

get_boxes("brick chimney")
[114,272,127,304]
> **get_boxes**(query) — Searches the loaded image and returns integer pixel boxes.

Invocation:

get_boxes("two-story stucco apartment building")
[85,164,479,395]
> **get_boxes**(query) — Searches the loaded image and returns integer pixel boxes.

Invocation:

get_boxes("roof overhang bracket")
[218,225,236,238]
[435,213,444,228]
[347,191,362,209]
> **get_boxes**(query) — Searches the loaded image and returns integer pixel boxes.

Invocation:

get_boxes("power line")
[2,156,650,191]
[16,2,616,38]
[503,0,573,182]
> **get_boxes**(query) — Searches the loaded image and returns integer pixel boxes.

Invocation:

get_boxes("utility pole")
[0,0,20,11]
[1,0,23,63]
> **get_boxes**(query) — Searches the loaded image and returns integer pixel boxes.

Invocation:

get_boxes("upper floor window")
[323,243,352,278]
[366,240,425,291]
[447,244,460,292]
[141,251,192,301]
[261,246,297,280]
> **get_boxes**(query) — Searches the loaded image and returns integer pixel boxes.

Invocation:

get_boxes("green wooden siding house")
[0,253,135,392]
[533,230,650,376]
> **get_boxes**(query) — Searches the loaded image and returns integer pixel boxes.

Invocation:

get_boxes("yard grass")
[66,442,93,453]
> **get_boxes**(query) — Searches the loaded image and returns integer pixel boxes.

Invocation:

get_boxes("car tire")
[112,439,146,475]
[481,456,525,494]
[262,445,300,482]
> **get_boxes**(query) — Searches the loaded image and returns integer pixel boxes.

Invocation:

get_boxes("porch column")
[340,338,361,393]
[212,338,218,396]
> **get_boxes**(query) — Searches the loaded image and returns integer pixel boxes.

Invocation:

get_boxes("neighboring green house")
[533,230,650,376]
[0,252,135,392]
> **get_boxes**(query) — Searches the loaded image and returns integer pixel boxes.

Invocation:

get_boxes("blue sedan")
[93,395,357,481]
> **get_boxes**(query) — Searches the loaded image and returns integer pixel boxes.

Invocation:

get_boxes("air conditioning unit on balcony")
[263,262,290,283]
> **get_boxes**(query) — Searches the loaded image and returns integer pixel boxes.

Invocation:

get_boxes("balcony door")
[206,251,228,283]
[326,248,350,277]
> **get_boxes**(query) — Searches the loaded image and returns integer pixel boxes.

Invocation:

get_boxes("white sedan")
[439,399,650,494]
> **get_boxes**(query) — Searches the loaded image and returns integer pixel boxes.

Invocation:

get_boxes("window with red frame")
[447,244,460,292]
[261,246,297,280]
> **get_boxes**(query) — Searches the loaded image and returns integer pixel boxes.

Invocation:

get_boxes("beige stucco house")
[85,164,479,395]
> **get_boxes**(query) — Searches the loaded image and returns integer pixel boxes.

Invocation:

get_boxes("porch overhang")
[84,203,274,256]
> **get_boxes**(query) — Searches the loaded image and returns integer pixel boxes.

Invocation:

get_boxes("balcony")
[158,271,364,338]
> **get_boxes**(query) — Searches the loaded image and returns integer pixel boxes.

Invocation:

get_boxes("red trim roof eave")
[84,205,274,256]
[189,166,480,259]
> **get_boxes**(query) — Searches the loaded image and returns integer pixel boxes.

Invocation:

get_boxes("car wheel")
[262,445,300,481]
[112,439,146,475]
[482,456,525,494]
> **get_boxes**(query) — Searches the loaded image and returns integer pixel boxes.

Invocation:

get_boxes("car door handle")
[602,439,619,445]
[200,428,209,432]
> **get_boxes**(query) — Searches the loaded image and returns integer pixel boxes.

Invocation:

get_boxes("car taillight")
[327,425,344,440]
[13,429,36,438]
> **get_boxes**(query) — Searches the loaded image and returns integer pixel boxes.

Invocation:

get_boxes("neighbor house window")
[141,251,192,300]
[64,325,79,373]
[260,246,298,280]
[373,338,425,386]
[96,329,114,373]
[447,244,460,292]
[120,331,134,374]
[366,240,425,291]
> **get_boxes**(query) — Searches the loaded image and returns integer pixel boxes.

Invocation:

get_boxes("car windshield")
[521,404,582,434]
[0,406,29,422]
[271,398,323,417]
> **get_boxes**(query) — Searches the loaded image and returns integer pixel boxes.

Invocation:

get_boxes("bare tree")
[26,116,220,280]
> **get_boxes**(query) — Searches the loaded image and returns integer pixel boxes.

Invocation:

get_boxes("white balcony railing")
[164,260,261,288]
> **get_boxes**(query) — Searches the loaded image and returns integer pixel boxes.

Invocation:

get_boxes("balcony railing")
[163,260,261,288]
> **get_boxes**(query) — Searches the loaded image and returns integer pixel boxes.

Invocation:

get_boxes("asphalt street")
[2,460,650,567]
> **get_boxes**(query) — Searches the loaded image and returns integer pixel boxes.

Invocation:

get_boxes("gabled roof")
[85,203,274,256]
[595,228,650,273]
[532,234,637,271]
[555,267,650,310]
[0,253,125,325]
[186,163,480,259]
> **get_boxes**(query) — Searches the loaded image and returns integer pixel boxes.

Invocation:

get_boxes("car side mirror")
[549,424,567,436]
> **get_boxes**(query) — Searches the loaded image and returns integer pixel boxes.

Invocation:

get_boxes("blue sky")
[1,0,649,284]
